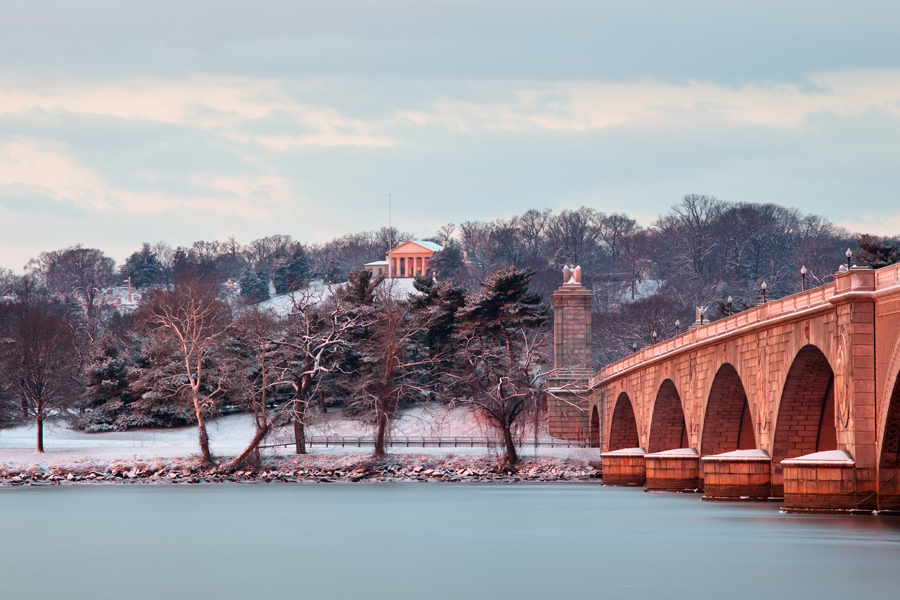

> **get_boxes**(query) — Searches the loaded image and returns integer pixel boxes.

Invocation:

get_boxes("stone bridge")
[547,264,900,511]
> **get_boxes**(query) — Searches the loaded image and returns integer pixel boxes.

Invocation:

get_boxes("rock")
[66,473,74,481]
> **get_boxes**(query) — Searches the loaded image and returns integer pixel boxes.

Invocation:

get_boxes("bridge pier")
[701,450,772,500]
[599,448,645,486]
[781,451,872,512]
[644,448,700,492]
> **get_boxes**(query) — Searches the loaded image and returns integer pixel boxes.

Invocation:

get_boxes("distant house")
[365,240,443,278]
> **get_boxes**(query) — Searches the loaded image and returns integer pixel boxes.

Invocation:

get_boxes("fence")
[260,435,592,449]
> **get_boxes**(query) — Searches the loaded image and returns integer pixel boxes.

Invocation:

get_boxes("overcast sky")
[1,1,898,269]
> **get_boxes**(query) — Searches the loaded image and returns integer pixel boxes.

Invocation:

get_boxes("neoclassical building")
[365,240,443,278]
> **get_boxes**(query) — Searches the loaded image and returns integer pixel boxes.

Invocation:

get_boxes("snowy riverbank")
[0,404,603,465]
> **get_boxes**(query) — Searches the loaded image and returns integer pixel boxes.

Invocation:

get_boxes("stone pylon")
[547,270,594,441]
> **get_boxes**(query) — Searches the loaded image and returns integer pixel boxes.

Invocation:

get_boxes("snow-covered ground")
[0,404,601,464]
[258,278,426,316]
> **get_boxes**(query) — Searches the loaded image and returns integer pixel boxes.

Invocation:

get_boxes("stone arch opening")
[608,392,639,451]
[880,374,900,468]
[772,345,836,478]
[648,379,688,453]
[700,363,755,456]
[589,406,600,448]
[877,329,900,501]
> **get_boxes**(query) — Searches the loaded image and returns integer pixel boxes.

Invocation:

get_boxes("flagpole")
[388,192,392,279]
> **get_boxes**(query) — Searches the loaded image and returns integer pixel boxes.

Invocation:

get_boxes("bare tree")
[270,287,360,454]
[436,223,457,242]
[515,208,552,261]
[0,300,81,452]
[654,195,724,279]
[138,274,231,464]
[25,245,115,340]
[546,207,602,268]
[350,278,437,457]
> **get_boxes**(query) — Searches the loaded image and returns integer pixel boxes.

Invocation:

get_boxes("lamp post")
[800,266,807,291]
[674,319,680,336]
[846,248,852,270]
[761,281,767,304]
[727,295,733,316]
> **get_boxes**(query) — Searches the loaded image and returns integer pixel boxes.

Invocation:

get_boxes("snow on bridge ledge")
[781,450,855,466]
[701,449,770,462]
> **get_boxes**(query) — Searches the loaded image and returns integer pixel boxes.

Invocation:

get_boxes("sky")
[1,1,898,269]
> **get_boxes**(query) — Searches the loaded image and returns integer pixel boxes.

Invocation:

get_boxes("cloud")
[0,76,399,150]
[412,70,900,133]
[4,70,900,146]
[1,69,899,269]
[0,138,296,220]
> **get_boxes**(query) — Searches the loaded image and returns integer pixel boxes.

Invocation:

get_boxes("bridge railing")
[876,262,900,288]
[590,264,900,388]
[591,279,840,386]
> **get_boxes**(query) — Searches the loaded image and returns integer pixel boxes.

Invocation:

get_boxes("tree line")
[0,194,897,464]
[0,265,550,466]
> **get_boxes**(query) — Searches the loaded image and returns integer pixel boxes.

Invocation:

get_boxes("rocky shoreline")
[0,455,602,486]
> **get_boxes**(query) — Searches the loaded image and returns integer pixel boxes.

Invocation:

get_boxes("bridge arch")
[608,392,639,451]
[877,332,900,498]
[879,373,900,470]
[589,406,600,448]
[772,345,837,481]
[700,363,756,456]
[648,379,688,453]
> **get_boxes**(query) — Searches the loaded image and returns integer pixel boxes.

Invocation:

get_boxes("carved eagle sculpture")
[563,265,582,284]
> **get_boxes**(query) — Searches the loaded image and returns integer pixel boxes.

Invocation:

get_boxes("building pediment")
[390,240,443,255]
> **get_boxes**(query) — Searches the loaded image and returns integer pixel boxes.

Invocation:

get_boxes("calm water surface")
[1,484,898,600]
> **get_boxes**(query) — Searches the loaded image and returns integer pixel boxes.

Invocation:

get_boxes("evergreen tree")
[426,239,466,281]
[122,243,164,288]
[274,244,310,294]
[452,267,549,465]
[411,275,467,403]
[239,268,270,302]
[81,331,135,431]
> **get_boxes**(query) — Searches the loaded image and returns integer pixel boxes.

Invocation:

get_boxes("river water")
[1,484,897,599]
